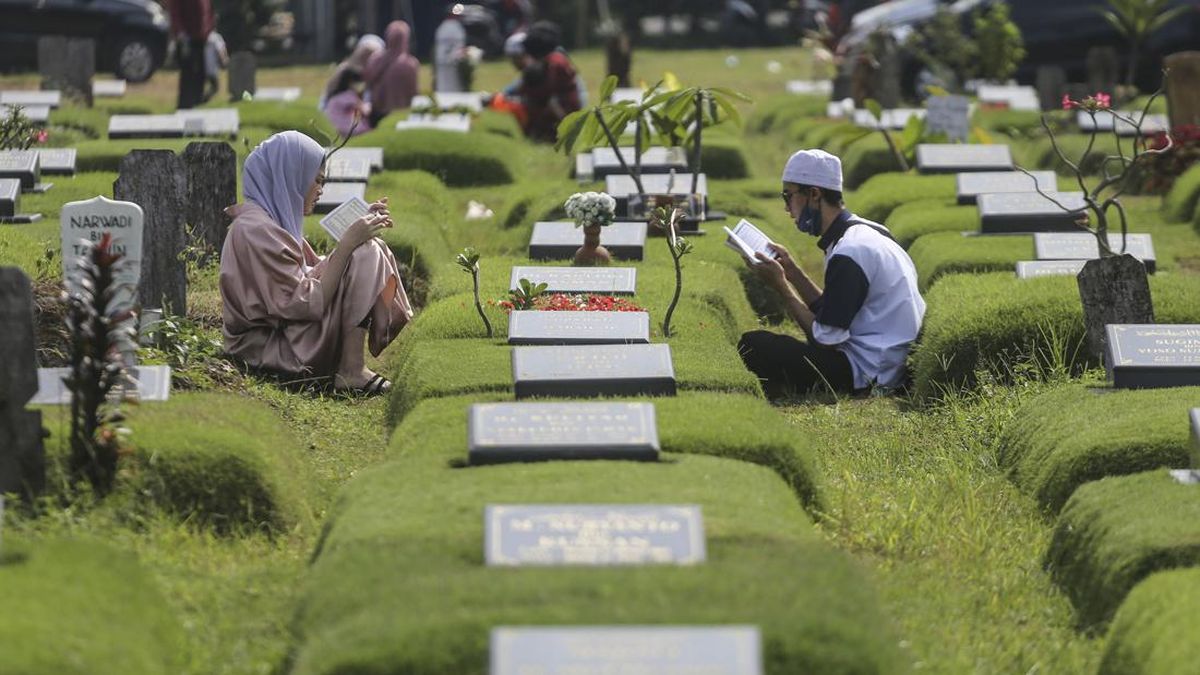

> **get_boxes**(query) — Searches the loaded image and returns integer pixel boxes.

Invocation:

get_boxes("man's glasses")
[780,190,801,204]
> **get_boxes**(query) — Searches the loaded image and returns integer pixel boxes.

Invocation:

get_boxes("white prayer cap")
[781,148,843,192]
[504,32,527,57]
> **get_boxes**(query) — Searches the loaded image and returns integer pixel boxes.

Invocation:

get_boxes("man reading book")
[738,149,925,396]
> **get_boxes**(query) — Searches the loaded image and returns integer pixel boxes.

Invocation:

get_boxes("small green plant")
[507,278,548,311]
[0,106,48,151]
[650,206,693,338]
[454,247,492,338]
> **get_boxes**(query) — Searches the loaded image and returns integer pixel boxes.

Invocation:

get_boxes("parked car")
[0,0,170,82]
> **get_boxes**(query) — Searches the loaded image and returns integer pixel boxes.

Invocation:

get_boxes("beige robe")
[219,202,413,377]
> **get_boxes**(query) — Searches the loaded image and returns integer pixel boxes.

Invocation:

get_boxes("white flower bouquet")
[564,191,617,228]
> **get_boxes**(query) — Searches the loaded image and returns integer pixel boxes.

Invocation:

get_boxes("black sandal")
[336,374,392,397]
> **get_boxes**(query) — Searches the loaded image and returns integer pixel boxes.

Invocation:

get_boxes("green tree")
[1099,0,1189,87]
[974,3,1026,83]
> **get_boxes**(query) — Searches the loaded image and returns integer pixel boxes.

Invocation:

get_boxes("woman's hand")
[340,210,392,251]
[368,197,390,217]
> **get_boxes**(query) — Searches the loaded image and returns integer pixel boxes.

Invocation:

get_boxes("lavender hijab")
[243,131,325,241]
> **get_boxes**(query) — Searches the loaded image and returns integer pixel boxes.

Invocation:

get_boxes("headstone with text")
[916,144,1013,173]
[507,310,650,346]
[60,196,144,316]
[228,51,256,101]
[485,504,704,566]
[37,36,93,106]
[509,266,637,295]
[490,626,762,675]
[512,343,676,398]
[113,151,188,315]
[978,191,1087,233]
[590,146,688,178]
[605,172,708,216]
[335,147,384,173]
[0,268,45,501]
[394,113,472,133]
[314,182,367,214]
[529,221,647,261]
[1015,260,1088,279]
[182,142,236,262]
[324,156,372,183]
[0,150,41,190]
[468,401,660,464]
[924,95,971,142]
[37,148,76,176]
[1034,232,1156,273]
[956,170,1058,205]
[1105,325,1200,388]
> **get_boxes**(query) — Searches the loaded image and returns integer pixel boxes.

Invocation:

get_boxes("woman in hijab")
[320,34,385,110]
[363,20,420,127]
[220,131,413,395]
[518,21,581,143]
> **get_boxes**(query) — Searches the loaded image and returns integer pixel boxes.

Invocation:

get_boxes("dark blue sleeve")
[815,254,869,330]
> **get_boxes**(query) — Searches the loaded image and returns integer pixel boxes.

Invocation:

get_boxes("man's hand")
[766,242,800,276]
[752,251,788,291]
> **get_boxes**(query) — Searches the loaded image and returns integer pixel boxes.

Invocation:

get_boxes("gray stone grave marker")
[37,148,76,176]
[228,51,256,101]
[0,179,23,220]
[336,147,384,173]
[113,151,188,315]
[108,114,186,139]
[490,626,762,675]
[916,144,1013,173]
[0,151,41,190]
[1036,65,1067,111]
[512,343,676,398]
[605,172,708,215]
[37,36,93,106]
[529,221,647,261]
[509,266,637,295]
[977,84,1040,111]
[925,95,971,142]
[1034,232,1156,273]
[507,310,650,345]
[1015,260,1088,279]
[977,191,1087,233]
[177,108,239,137]
[31,365,171,405]
[0,91,61,109]
[852,108,925,130]
[1,104,50,124]
[182,142,236,262]
[314,182,366,214]
[325,156,371,183]
[485,504,704,566]
[1106,325,1200,388]
[394,113,472,133]
[468,401,660,464]
[590,146,688,178]
[254,87,301,102]
[412,92,485,113]
[92,79,127,98]
[786,79,832,96]
[956,170,1058,205]
[0,268,45,501]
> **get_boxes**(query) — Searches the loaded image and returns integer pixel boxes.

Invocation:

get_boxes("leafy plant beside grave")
[454,247,493,338]
[505,278,548,311]
[0,106,48,151]
[649,206,694,338]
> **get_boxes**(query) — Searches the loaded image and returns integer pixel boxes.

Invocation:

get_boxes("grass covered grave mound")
[889,202,979,251]
[700,137,750,179]
[0,537,187,674]
[850,173,957,223]
[349,128,517,187]
[998,384,1200,512]
[43,392,313,534]
[840,136,904,190]
[745,93,829,135]
[1163,163,1200,223]
[290,398,901,675]
[909,273,1200,401]
[1099,567,1200,675]
[1045,470,1200,628]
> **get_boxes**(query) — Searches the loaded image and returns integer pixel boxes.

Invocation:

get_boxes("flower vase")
[574,223,611,267]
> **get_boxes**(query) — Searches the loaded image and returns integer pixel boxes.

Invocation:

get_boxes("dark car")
[0,0,170,82]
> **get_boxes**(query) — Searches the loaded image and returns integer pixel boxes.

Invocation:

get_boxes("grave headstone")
[925,95,971,142]
[37,36,93,106]
[395,113,472,133]
[335,147,384,173]
[1,104,50,124]
[314,181,366,214]
[1165,51,1200,128]
[0,268,45,501]
[253,87,301,102]
[0,150,40,190]
[956,170,1058,205]
[0,179,20,219]
[113,151,188,315]
[181,142,236,262]
[786,79,832,96]
[0,91,61,109]
[977,191,1087,233]
[529,221,647,261]
[574,153,594,182]
[108,114,186,139]
[870,36,902,108]
[1077,110,1168,136]
[976,84,1040,111]
[490,626,762,675]
[852,108,924,130]
[509,266,637,295]
[324,156,372,183]
[1105,325,1200,388]
[916,144,1013,173]
[411,92,485,113]
[36,148,76,176]
[31,365,171,404]
[609,87,644,104]
[605,173,708,215]
[1015,260,1088,279]
[1036,65,1067,111]
[512,343,676,398]
[92,79,127,98]
[485,504,704,566]
[589,146,688,178]
[507,310,651,346]
[228,51,257,101]
[468,401,660,464]
[60,196,144,316]
[1086,47,1120,97]
[177,108,239,137]
[1034,232,1156,273]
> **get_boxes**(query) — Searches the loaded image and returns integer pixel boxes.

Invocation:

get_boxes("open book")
[318,196,370,242]
[724,219,776,264]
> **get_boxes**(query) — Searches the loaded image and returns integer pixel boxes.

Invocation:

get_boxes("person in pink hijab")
[363,21,420,127]
[219,131,413,395]
[321,34,385,109]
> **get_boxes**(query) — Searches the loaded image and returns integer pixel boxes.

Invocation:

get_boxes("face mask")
[795,192,821,237]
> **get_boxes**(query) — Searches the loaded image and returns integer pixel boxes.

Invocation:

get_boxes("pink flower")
[1094,92,1111,109]
[35,129,48,143]
[1062,94,1075,110]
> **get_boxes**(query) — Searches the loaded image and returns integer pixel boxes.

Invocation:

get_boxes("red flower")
[35,129,48,143]
[1061,94,1074,110]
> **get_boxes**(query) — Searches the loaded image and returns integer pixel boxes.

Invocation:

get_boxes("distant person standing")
[363,21,420,126]
[434,4,468,92]
[169,0,214,109]
[321,34,385,110]
[519,21,581,143]
[203,30,228,104]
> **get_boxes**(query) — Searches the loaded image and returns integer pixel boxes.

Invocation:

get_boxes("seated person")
[323,68,373,138]
[738,149,925,397]
[220,131,413,395]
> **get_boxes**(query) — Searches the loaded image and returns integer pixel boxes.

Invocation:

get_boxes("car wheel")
[113,37,158,83]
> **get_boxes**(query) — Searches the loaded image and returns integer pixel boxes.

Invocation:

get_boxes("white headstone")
[0,90,61,109]
[60,196,144,315]
[92,80,127,98]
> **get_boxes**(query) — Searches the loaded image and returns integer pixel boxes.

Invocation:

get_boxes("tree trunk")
[1077,254,1154,362]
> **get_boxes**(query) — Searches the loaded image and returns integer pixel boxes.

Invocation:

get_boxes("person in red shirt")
[518,21,581,143]
[168,0,214,109]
